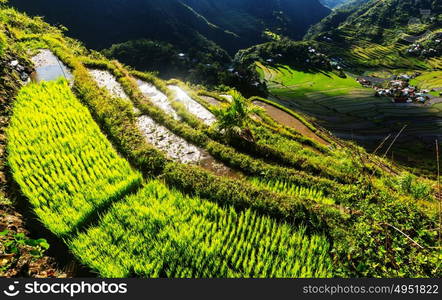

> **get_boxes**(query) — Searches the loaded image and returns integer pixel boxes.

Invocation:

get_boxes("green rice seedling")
[249,177,335,205]
[70,180,333,278]
[7,80,142,236]
[0,29,6,56]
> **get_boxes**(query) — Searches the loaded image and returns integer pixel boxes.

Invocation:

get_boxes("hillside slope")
[8,0,331,86]
[0,4,440,278]
[9,0,330,53]
[181,0,330,45]
[308,0,441,41]
[233,0,442,174]
[306,0,442,66]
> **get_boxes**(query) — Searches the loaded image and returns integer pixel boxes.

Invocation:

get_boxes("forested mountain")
[8,0,330,53]
[9,0,236,51]
[7,0,330,85]
[180,0,330,46]
[302,0,442,72]
[1,0,441,280]
[307,0,441,41]
[230,0,442,176]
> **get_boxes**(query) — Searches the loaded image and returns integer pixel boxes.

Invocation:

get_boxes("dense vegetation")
[0,3,441,279]
[70,181,332,278]
[229,0,442,175]
[308,0,441,41]
[102,38,232,86]
[235,39,333,73]
[305,0,370,40]
[8,0,330,53]
[305,0,442,71]
[7,0,332,88]
[0,15,63,276]
[7,80,142,236]
[0,31,5,56]
[249,177,335,205]
[180,0,330,44]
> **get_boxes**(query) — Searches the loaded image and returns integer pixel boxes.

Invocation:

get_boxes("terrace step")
[168,85,217,126]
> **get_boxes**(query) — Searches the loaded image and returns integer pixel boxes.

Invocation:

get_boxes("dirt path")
[253,101,329,146]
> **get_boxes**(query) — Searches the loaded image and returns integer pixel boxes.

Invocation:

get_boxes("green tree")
[213,90,261,142]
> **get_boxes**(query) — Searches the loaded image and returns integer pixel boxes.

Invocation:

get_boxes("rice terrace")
[0,0,441,281]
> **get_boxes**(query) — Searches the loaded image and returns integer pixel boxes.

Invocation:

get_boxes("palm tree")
[213,90,260,142]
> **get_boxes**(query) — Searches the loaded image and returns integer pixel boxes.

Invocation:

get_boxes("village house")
[357,78,371,87]
[370,75,431,104]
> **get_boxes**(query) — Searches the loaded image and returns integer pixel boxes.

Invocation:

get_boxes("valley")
[243,0,442,175]
[257,62,442,175]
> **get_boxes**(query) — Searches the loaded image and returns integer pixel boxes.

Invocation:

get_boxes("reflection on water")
[137,115,203,164]
[168,85,217,126]
[31,49,73,83]
[137,115,241,178]
[136,79,180,120]
[88,69,129,100]
[88,69,140,114]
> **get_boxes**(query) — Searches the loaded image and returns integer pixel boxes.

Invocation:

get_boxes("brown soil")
[254,101,329,146]
[198,155,244,179]
[0,205,67,278]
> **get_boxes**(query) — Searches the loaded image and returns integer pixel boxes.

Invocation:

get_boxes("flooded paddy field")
[88,69,140,114]
[137,115,203,164]
[31,49,73,83]
[136,79,179,120]
[137,115,241,178]
[88,69,129,100]
[84,70,238,178]
[168,85,217,126]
